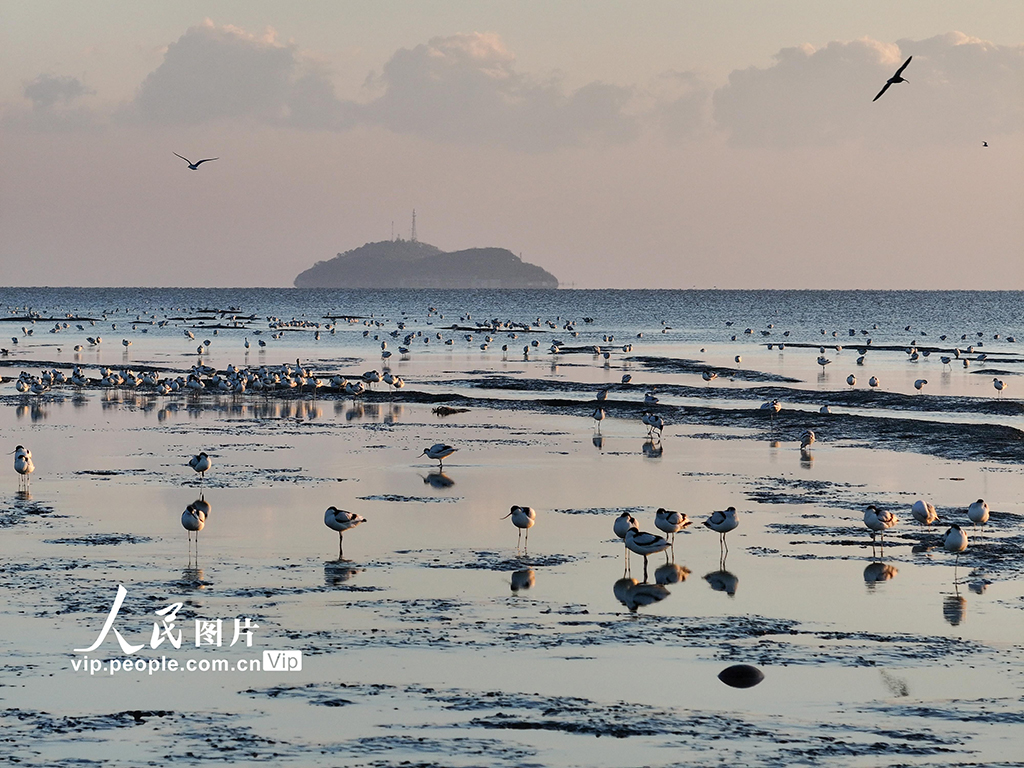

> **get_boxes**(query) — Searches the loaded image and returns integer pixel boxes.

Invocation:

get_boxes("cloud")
[357,33,637,150]
[124,25,634,149]
[712,33,1024,147]
[24,74,94,110]
[127,19,337,126]
[649,70,714,139]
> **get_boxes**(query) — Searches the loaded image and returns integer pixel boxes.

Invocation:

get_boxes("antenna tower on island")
[410,209,417,242]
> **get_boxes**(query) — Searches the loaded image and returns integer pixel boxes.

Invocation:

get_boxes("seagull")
[421,443,457,469]
[13,445,34,490]
[873,55,912,102]
[324,506,366,558]
[704,507,739,552]
[967,498,989,527]
[654,507,691,543]
[188,452,212,483]
[911,499,938,526]
[174,152,219,170]
[501,505,536,548]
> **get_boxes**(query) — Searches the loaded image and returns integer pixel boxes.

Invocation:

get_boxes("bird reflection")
[800,448,814,468]
[421,471,455,489]
[704,553,738,596]
[179,567,208,591]
[16,488,32,501]
[655,562,690,585]
[943,592,967,626]
[510,569,535,592]
[613,576,671,613]
[863,561,898,589]
[642,439,663,458]
[324,559,362,586]
[592,433,605,450]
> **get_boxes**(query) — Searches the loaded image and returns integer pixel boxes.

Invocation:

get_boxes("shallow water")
[2,289,1024,766]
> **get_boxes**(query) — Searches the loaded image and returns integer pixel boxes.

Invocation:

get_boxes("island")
[293,240,559,289]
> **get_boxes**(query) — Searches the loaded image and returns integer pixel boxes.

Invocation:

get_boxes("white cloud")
[713,33,1024,147]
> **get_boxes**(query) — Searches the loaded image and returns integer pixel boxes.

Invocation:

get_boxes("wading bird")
[911,499,938,526]
[704,507,739,552]
[502,505,536,548]
[13,445,34,490]
[421,443,457,469]
[323,506,366,558]
[188,452,212,484]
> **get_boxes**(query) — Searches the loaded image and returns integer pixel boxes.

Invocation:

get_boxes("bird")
[613,511,639,555]
[869,376,880,388]
[654,507,690,542]
[502,505,536,548]
[323,506,366,558]
[760,399,781,424]
[914,379,927,393]
[847,374,856,387]
[993,378,1006,396]
[592,407,606,432]
[819,405,832,415]
[13,445,34,490]
[800,430,816,450]
[863,504,898,545]
[173,152,219,170]
[911,500,938,526]
[704,507,739,552]
[702,371,718,383]
[181,502,206,548]
[188,452,212,483]
[873,55,912,101]
[621,374,632,385]
[967,498,989,527]
[624,528,671,578]
[817,356,832,372]
[943,524,968,567]
[421,443,457,469]
[982,141,989,147]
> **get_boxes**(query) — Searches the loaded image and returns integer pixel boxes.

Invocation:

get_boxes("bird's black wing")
[894,55,912,77]
[194,158,219,166]
[173,152,192,164]
[872,81,892,102]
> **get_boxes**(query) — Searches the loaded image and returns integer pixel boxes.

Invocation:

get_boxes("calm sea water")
[2,288,1022,351]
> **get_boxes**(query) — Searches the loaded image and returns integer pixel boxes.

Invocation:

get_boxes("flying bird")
[173,152,219,170]
[873,55,912,102]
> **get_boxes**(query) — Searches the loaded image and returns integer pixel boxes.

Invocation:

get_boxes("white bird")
[421,443,457,469]
[13,445,34,490]
[188,452,212,483]
[800,430,816,450]
[993,378,1006,396]
[819,405,832,415]
[324,506,367,558]
[873,55,912,102]
[181,502,206,546]
[624,528,671,576]
[704,507,739,551]
[863,504,898,544]
[817,356,832,371]
[702,371,718,382]
[967,498,989,527]
[911,500,938,526]
[174,152,219,170]
[613,511,638,554]
[869,376,880,388]
[760,399,781,424]
[502,505,536,547]
[943,524,968,566]
[654,507,690,542]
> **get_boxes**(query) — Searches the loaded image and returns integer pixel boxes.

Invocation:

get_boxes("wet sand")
[2,330,1024,766]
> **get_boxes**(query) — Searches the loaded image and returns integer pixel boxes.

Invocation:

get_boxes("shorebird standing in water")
[324,506,366,558]
[173,153,219,170]
[624,527,671,580]
[967,498,990,527]
[421,443,457,469]
[189,452,212,484]
[863,504,898,549]
[873,55,912,101]
[502,505,536,549]
[654,507,690,544]
[911,499,938,526]
[704,507,739,553]
[13,445,34,491]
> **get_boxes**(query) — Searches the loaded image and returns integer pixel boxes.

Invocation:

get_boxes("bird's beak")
[500,511,513,519]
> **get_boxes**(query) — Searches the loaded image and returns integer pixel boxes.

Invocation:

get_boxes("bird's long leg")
[642,555,649,582]
[723,533,729,556]
[517,528,522,549]
[339,531,343,560]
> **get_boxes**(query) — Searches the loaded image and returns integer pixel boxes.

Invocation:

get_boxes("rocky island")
[293,240,559,289]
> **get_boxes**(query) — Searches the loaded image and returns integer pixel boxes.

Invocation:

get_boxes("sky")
[1,1,1021,289]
